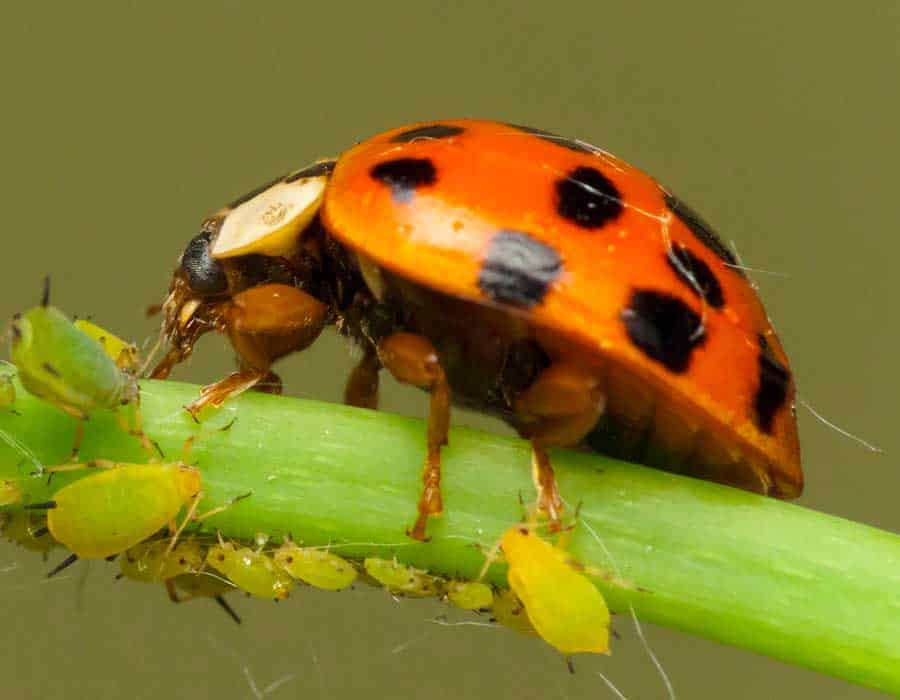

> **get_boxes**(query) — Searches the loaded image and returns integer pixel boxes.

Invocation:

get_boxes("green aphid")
[7,280,150,458]
[273,541,358,591]
[9,283,138,420]
[363,557,442,598]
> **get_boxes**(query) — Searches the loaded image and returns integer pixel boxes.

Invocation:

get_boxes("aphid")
[493,525,611,656]
[363,557,442,597]
[206,538,294,600]
[72,319,139,371]
[27,460,203,575]
[272,540,358,591]
[118,539,204,583]
[445,580,494,611]
[1,510,56,555]
[8,283,151,457]
[119,539,241,624]
[152,119,802,540]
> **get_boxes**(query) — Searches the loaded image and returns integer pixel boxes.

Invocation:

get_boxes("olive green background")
[1,2,897,698]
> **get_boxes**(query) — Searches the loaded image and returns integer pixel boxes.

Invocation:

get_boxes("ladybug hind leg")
[377,332,450,541]
[513,363,606,531]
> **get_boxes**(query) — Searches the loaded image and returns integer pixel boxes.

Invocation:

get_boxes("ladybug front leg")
[514,363,605,531]
[377,332,450,541]
[185,284,328,418]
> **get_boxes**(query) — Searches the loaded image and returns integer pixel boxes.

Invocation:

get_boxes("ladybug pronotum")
[152,119,802,540]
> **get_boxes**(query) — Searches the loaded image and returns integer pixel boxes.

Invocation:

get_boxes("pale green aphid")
[273,541,358,591]
[363,557,442,598]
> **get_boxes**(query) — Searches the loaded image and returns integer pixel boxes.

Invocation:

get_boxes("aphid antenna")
[47,552,78,578]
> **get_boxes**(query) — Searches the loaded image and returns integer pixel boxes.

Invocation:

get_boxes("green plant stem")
[1,378,898,694]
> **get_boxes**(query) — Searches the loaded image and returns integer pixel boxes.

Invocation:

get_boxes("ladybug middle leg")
[513,363,605,531]
[377,332,450,541]
[344,347,380,409]
[185,284,328,418]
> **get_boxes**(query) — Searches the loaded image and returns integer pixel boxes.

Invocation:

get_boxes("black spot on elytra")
[390,124,465,143]
[506,123,599,155]
[369,158,436,203]
[478,230,562,308]
[666,244,725,308]
[754,334,790,433]
[663,191,743,274]
[556,166,623,230]
[622,290,705,372]
[180,232,228,295]
[283,160,336,183]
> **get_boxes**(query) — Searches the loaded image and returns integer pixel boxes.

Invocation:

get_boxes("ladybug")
[152,119,802,540]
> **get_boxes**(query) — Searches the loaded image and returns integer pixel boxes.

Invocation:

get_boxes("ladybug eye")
[180,232,228,295]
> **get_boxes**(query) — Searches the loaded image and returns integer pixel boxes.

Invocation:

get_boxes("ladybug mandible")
[152,119,802,540]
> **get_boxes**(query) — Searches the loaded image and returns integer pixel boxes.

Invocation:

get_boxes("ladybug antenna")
[40,276,51,308]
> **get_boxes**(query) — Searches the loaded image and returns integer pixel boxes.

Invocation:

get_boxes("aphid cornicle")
[151,119,802,540]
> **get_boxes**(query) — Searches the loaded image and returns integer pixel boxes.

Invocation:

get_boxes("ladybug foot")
[185,370,268,419]
[531,441,564,532]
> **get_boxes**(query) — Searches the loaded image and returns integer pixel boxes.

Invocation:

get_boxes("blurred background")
[1,2,897,698]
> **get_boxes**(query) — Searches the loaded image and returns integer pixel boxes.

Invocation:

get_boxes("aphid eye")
[180,233,228,295]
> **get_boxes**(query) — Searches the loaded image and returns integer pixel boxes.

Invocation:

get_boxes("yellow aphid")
[72,320,139,371]
[446,580,494,611]
[43,462,202,560]
[119,540,204,583]
[500,526,610,655]
[273,543,358,591]
[363,557,442,597]
[206,540,294,600]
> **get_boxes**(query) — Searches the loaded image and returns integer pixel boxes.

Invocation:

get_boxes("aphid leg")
[513,363,605,531]
[115,396,163,461]
[377,332,450,541]
[344,347,381,409]
[166,491,251,557]
[184,284,328,418]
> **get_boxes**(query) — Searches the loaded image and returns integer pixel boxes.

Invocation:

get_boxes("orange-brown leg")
[514,363,605,531]
[185,284,328,418]
[344,347,381,409]
[377,332,450,541]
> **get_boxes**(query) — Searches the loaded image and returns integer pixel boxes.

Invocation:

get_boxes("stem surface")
[0,378,898,694]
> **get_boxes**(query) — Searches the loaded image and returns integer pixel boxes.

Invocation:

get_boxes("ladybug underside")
[152,119,802,539]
